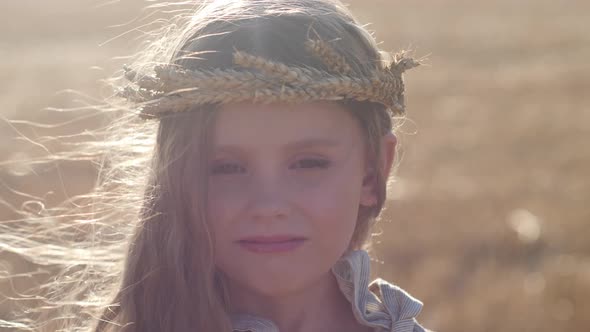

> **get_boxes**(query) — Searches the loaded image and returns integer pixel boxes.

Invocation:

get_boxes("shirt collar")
[231,249,426,332]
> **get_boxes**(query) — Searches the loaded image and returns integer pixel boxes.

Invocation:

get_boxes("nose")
[247,175,290,221]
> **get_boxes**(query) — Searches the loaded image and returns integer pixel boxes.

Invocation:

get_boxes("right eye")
[210,162,246,175]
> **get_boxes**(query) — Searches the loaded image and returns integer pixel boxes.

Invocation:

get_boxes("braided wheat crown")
[121,39,419,120]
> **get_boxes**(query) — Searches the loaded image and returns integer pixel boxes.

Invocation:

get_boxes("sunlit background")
[1,0,589,331]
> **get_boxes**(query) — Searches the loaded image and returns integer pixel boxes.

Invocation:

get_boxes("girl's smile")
[207,101,378,298]
[236,235,308,254]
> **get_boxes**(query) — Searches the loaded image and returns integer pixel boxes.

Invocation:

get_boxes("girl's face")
[207,101,377,298]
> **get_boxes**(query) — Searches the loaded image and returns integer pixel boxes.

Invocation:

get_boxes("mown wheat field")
[1,1,589,331]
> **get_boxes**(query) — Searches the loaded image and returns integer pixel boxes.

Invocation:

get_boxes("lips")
[239,235,307,243]
[237,235,307,254]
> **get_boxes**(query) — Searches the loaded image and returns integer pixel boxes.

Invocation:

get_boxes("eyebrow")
[284,137,342,150]
[213,137,343,154]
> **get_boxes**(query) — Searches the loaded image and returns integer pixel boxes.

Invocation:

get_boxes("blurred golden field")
[1,0,589,331]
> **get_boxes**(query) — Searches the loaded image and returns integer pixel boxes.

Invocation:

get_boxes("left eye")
[290,158,331,169]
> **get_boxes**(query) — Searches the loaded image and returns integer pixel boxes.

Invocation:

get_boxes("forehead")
[211,101,363,147]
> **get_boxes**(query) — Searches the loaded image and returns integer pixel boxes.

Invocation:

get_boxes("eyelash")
[289,158,331,170]
[210,163,246,175]
[210,158,331,175]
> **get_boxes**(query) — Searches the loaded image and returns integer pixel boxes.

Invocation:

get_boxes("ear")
[360,132,397,207]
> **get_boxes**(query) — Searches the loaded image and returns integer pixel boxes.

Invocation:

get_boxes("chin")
[225,264,322,299]
[251,280,303,297]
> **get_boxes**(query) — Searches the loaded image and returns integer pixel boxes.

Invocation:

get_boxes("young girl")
[3,0,429,331]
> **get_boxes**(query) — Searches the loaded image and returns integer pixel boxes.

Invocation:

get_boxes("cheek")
[207,175,252,225]
[206,182,244,258]
[296,167,364,247]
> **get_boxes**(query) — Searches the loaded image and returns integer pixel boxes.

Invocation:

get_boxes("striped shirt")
[231,249,430,332]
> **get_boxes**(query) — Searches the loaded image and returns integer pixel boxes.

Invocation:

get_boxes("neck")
[227,271,367,332]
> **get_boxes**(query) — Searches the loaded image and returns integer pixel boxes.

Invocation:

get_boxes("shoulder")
[369,278,431,332]
[332,250,433,332]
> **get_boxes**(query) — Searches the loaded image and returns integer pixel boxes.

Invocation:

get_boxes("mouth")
[236,235,308,254]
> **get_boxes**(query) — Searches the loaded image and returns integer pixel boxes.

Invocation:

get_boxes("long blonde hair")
[1,1,404,331]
